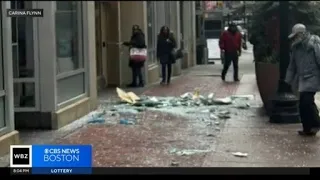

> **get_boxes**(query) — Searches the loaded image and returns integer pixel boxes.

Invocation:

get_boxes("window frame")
[146,1,157,65]
[55,2,88,109]
[55,2,84,76]
[0,1,14,136]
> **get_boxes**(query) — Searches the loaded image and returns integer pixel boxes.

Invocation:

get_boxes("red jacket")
[219,30,242,53]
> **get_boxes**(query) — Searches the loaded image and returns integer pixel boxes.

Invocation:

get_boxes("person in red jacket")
[219,23,242,82]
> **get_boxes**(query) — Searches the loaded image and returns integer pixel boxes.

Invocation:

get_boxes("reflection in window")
[55,2,82,74]
[147,2,156,64]
[57,73,85,104]
[12,18,35,78]
[147,2,154,49]
[0,2,4,129]
[57,2,75,11]
[14,83,35,107]
[11,17,17,44]
[56,2,86,105]
[165,2,171,27]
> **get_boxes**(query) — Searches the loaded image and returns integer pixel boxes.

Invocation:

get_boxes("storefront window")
[55,2,82,74]
[0,49,4,128]
[165,2,171,27]
[11,1,36,108]
[55,1,85,104]
[147,2,156,64]
[0,2,5,128]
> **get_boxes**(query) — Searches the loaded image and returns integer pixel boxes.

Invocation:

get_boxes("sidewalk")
[2,62,320,168]
[202,74,320,167]
[55,70,241,167]
[0,64,242,167]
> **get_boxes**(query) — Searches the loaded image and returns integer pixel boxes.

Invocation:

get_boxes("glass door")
[11,1,39,111]
[95,2,103,78]
[0,2,12,136]
[0,2,6,132]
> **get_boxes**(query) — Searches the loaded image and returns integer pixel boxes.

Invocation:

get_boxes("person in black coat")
[123,25,147,87]
[157,26,177,85]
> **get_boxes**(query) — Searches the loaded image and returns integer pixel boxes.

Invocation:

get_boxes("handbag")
[171,48,184,64]
[130,48,147,62]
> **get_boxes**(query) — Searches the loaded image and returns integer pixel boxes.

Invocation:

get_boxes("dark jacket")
[219,30,242,53]
[124,30,146,67]
[156,32,176,64]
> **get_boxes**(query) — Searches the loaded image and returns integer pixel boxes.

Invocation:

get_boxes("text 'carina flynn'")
[7,9,43,17]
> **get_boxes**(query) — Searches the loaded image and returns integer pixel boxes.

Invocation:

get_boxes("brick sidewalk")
[55,72,241,167]
[202,74,320,167]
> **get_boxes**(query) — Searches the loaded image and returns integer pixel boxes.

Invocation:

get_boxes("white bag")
[130,48,147,62]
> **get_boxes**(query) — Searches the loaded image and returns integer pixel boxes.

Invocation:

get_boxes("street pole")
[269,1,300,124]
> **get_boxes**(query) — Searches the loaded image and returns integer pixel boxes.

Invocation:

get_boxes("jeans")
[161,63,172,83]
[221,51,239,79]
[131,66,143,85]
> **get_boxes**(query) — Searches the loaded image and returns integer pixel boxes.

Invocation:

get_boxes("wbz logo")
[10,145,32,167]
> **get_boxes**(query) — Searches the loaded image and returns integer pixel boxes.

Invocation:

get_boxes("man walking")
[285,23,320,136]
[219,23,242,82]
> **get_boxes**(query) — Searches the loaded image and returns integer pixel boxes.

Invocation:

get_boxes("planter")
[255,62,279,115]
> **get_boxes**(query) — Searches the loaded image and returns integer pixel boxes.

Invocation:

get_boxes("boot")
[126,83,137,88]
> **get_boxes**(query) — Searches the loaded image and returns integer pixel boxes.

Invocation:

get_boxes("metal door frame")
[12,1,40,112]
[95,2,105,87]
[179,2,184,50]
[0,1,14,136]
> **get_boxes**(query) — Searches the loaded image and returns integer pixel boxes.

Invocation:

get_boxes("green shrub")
[249,1,320,63]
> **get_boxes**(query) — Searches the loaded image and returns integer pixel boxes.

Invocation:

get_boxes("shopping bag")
[130,48,147,62]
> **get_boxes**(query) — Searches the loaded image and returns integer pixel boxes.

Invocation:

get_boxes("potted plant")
[249,1,320,114]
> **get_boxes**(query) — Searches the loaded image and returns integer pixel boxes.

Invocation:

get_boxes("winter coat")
[124,31,146,68]
[285,33,320,92]
[219,30,242,53]
[156,33,177,64]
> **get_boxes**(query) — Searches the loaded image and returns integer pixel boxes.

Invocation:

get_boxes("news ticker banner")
[10,145,92,175]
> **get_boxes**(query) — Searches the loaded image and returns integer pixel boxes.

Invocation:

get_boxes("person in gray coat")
[285,23,320,136]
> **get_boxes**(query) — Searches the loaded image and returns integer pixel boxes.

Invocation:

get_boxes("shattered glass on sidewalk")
[88,88,256,127]
[74,88,259,166]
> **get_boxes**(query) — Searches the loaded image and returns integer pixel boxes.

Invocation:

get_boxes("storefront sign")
[204,1,224,11]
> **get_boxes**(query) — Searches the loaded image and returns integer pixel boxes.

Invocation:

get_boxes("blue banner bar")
[32,167,92,175]
[32,145,92,168]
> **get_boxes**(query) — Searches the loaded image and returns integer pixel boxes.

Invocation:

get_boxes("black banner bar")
[0,167,313,175]
[93,167,309,175]
[309,168,320,175]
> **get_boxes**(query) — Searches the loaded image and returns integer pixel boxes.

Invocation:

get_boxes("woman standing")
[123,25,147,87]
[157,26,177,85]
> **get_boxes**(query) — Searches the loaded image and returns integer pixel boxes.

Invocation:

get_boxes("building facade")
[0,1,196,156]
[145,1,196,81]
[0,1,97,156]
